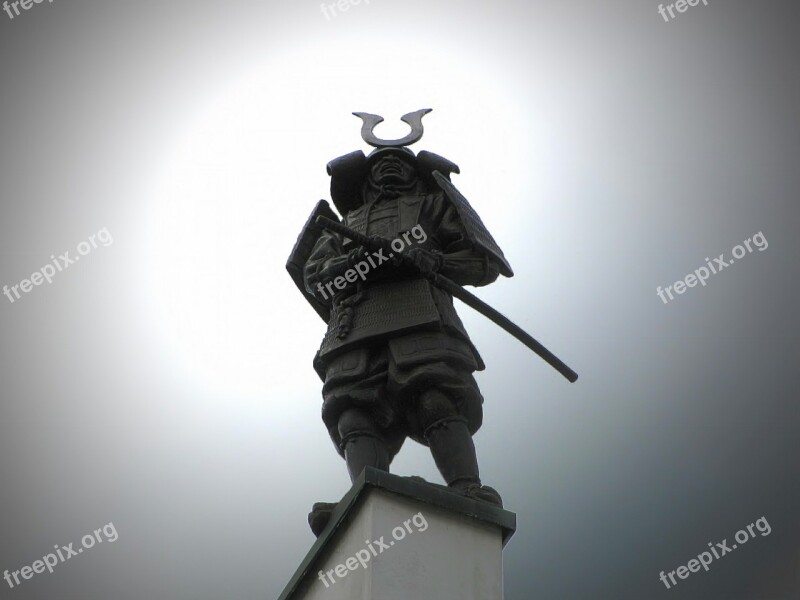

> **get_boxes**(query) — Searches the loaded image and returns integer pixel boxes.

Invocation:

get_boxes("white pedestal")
[278,467,516,600]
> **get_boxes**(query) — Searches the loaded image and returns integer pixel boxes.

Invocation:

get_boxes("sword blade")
[315,216,578,383]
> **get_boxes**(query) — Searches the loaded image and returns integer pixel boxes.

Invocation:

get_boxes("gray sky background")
[1,1,798,599]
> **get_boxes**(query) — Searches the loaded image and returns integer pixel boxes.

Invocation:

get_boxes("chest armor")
[343,195,424,242]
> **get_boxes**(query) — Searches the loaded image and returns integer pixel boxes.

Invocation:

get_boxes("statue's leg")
[418,389,502,506]
[338,407,390,483]
[418,389,479,489]
[308,407,393,537]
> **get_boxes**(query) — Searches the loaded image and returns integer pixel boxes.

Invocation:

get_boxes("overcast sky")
[1,1,798,599]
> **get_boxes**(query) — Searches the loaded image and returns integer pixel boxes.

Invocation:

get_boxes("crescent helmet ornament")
[352,108,432,148]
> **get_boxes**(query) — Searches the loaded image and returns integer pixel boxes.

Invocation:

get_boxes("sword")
[315,216,578,383]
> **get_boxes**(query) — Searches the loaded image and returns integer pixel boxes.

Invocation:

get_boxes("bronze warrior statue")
[287,109,576,536]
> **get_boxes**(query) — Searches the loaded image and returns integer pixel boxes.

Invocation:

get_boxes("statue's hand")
[346,246,370,267]
[366,235,394,256]
[344,245,383,281]
[404,247,443,276]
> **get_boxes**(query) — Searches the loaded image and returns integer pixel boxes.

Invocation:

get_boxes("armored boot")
[308,411,391,537]
[308,502,338,537]
[424,415,503,507]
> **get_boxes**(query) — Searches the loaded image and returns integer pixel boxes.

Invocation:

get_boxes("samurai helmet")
[326,109,460,214]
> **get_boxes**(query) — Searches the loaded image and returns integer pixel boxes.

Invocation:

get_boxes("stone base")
[278,467,516,600]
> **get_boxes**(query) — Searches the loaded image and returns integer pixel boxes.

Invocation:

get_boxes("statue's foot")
[406,475,429,485]
[308,501,338,537]
[461,483,503,507]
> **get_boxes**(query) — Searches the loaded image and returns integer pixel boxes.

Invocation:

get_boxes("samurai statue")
[287,109,519,536]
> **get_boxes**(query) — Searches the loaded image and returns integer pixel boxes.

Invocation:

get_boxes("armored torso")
[342,194,424,242]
